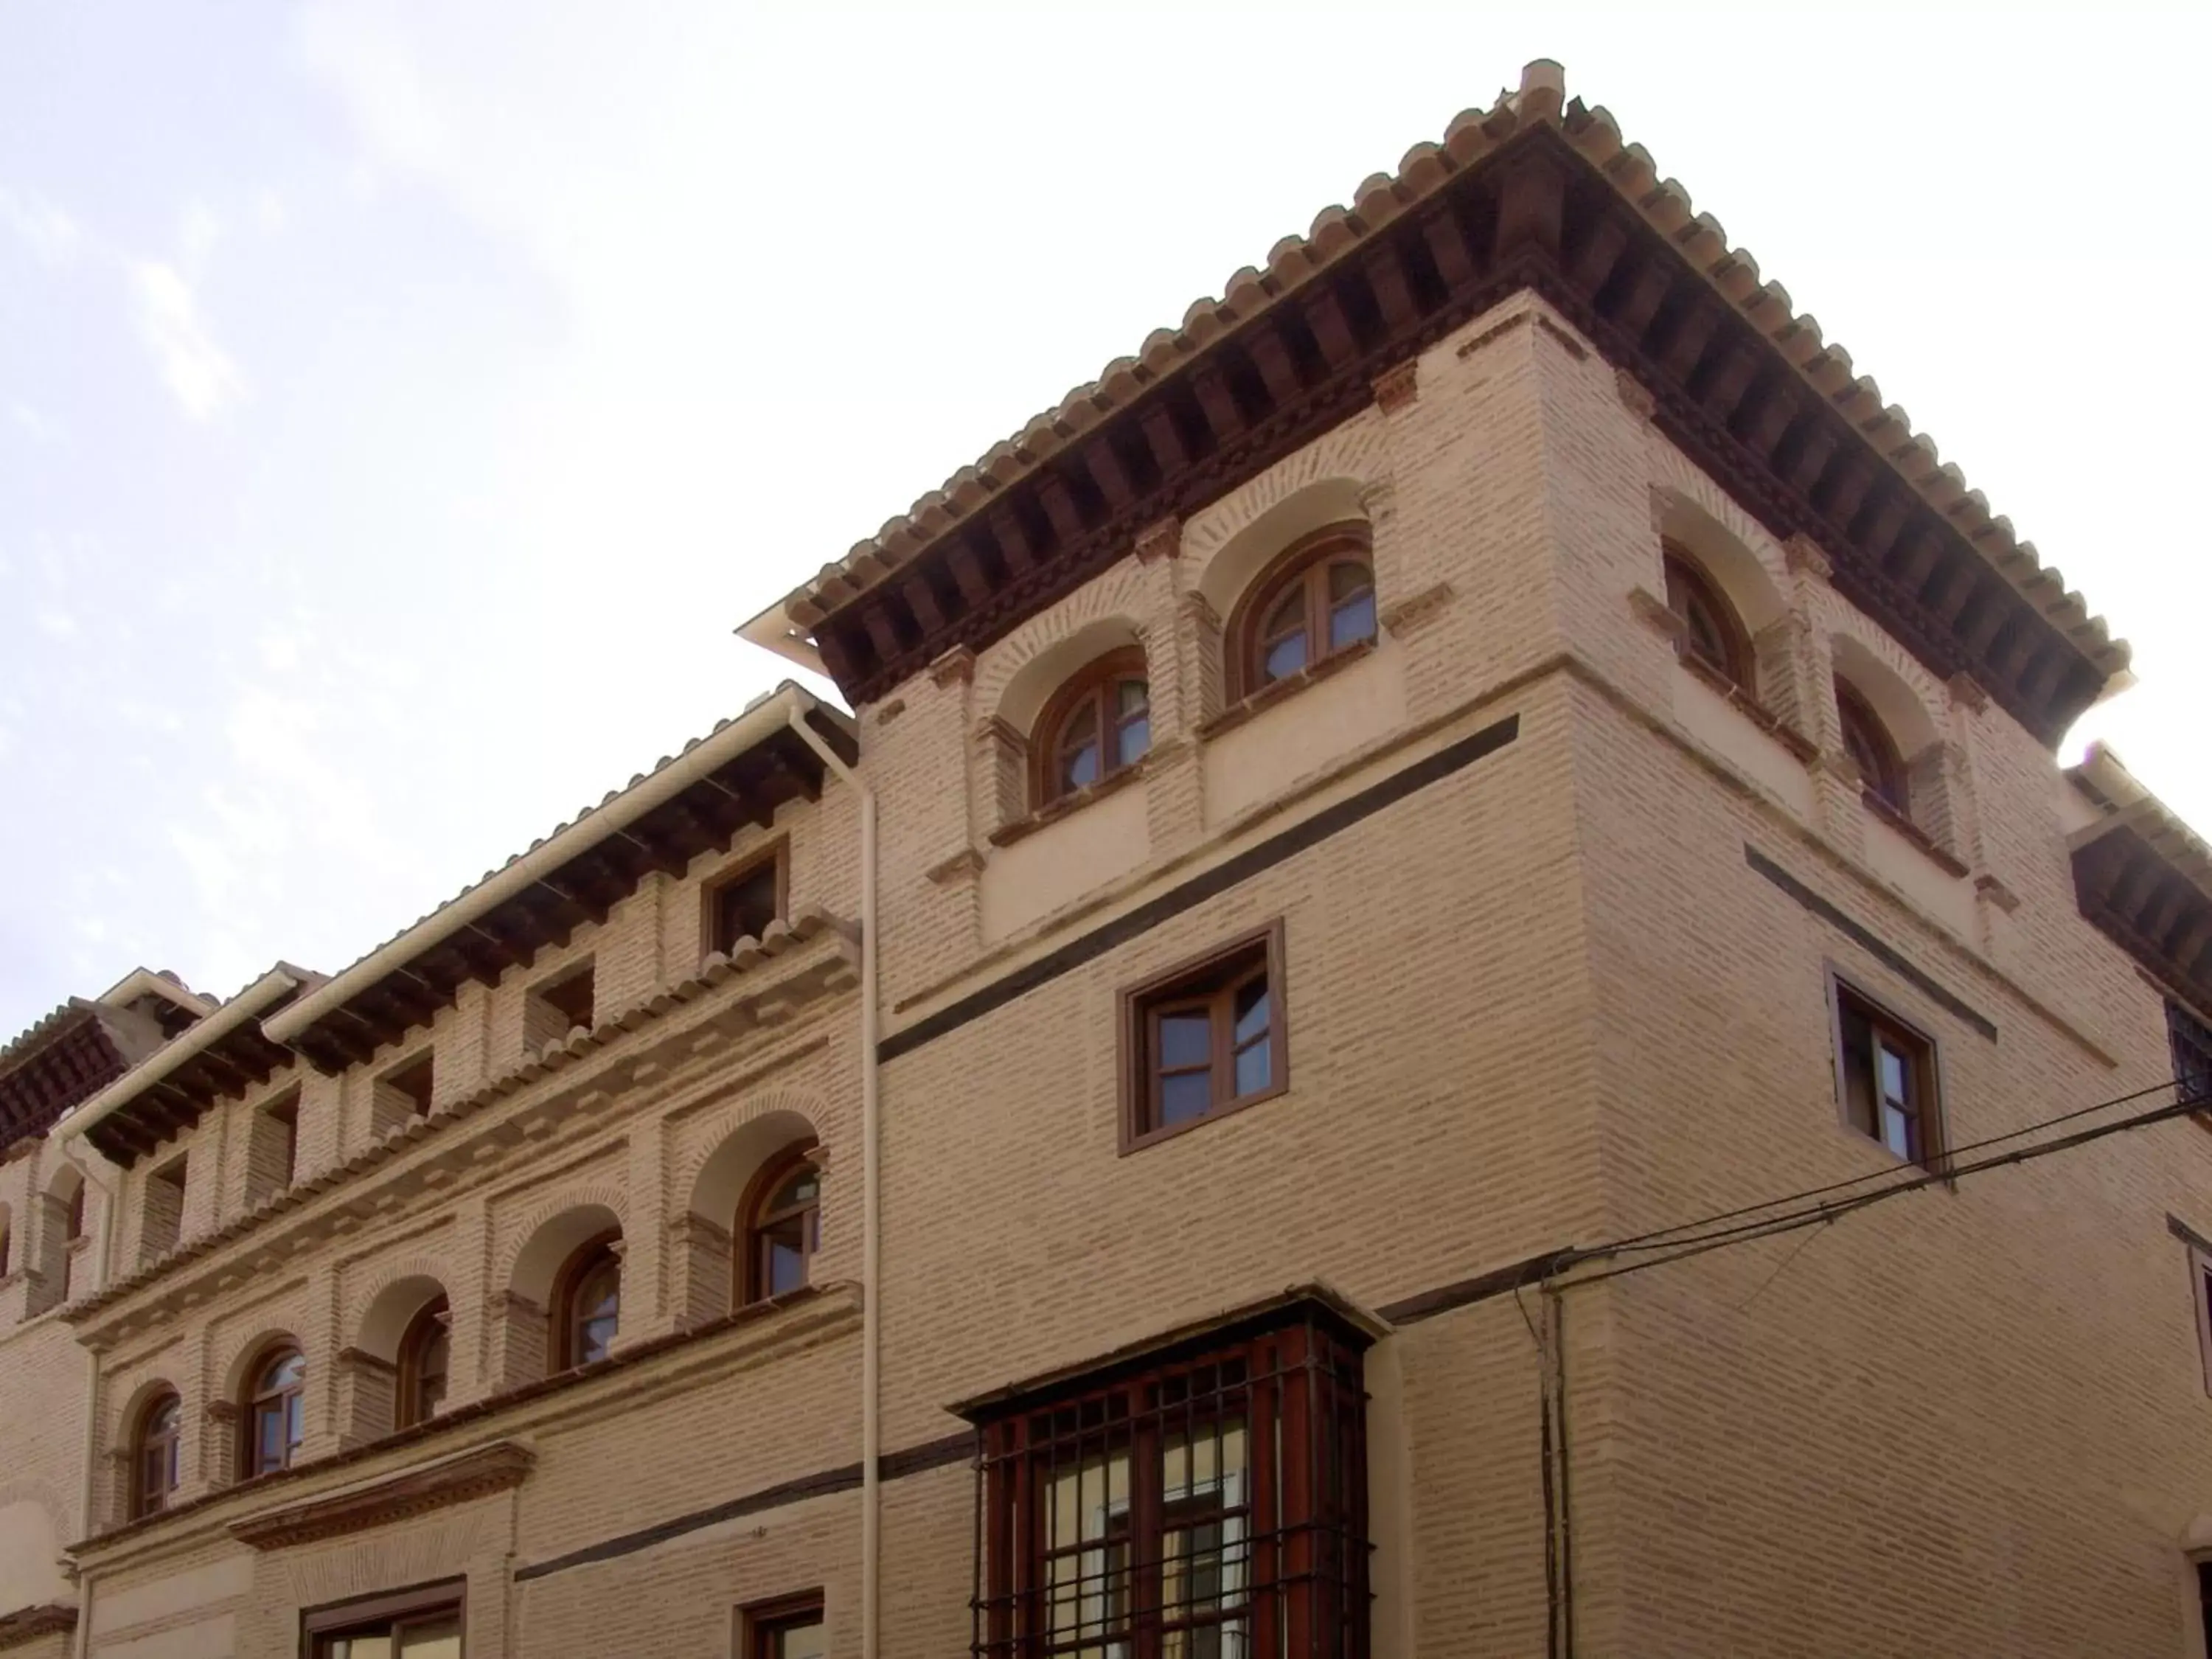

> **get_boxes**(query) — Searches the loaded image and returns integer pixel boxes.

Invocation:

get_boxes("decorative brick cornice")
[0,1604,76,1651]
[1974,872,2022,914]
[1615,366,1655,420]
[928,647,975,689]
[1133,518,1181,566]
[1628,585,1689,644]
[228,1440,535,1551]
[335,1346,397,1376]
[1455,307,1531,359]
[1380,582,1455,641]
[1782,533,1832,580]
[1371,359,1419,414]
[924,847,986,887]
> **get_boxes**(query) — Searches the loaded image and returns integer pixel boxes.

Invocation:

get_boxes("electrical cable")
[1557,1087,2210,1290]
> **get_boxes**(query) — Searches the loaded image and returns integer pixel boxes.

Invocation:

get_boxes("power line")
[1599,1074,2187,1256]
[1556,1086,2208,1291]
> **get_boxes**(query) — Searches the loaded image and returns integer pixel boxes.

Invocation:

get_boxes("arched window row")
[1836,678,1912,820]
[1023,521,1380,813]
[1662,543,1755,697]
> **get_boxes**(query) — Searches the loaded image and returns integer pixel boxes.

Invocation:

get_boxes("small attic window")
[372,1052,435,1134]
[706,845,786,956]
[525,961,597,1054]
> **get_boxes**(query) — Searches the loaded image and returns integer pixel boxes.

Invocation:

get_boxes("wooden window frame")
[549,1230,622,1373]
[132,1389,182,1520]
[1826,969,1947,1172]
[969,1300,1371,1659]
[395,1295,451,1430]
[703,839,790,959]
[737,1141,823,1307]
[738,1590,826,1659]
[243,1343,307,1479]
[1119,922,1289,1154]
[1834,679,1912,821]
[1224,523,1377,704]
[301,1576,466,1656]
[1029,647,1152,810]
[1660,542,1755,696]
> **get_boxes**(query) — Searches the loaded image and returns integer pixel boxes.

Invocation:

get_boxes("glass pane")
[1879,1042,1909,1106]
[771,1167,819,1211]
[265,1352,305,1391]
[580,1313,618,1365]
[1114,712,1150,768]
[1060,740,1101,794]
[1326,560,1369,603]
[1116,678,1148,717]
[286,1394,304,1453]
[398,1618,462,1659]
[1231,981,1268,1045]
[259,1407,283,1470]
[1261,630,1307,684]
[1159,1012,1211,1069]
[1160,1071,1212,1127]
[333,1639,394,1659]
[768,1618,827,1659]
[719,863,781,947]
[767,1238,809,1296]
[1329,588,1377,651]
[1233,1040,1270,1099]
[1839,1005,1875,1135]
[1882,1102,1914,1161]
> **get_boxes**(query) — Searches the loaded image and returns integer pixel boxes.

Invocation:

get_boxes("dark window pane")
[1116,679,1148,717]
[1840,1004,1875,1135]
[1160,1071,1212,1127]
[717,863,781,947]
[1232,981,1269,1046]
[1160,1013,1211,1069]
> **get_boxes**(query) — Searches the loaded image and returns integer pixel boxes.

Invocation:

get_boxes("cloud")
[0,187,81,265]
[179,199,221,278]
[34,607,78,639]
[7,401,60,443]
[131,260,246,420]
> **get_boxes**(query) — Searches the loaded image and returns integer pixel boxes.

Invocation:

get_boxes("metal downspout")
[785,703,881,1659]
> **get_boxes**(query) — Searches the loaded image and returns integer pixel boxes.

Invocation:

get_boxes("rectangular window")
[2171,1000,2212,1106]
[246,1090,299,1204]
[741,1594,826,1659]
[967,1295,1370,1659]
[142,1155,187,1262]
[705,845,787,956]
[303,1580,464,1658]
[1121,924,1287,1150]
[1832,980,1941,1169]
[523,961,596,1055]
[373,1052,435,1135]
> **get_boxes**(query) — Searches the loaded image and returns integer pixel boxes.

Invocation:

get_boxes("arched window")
[552,1234,621,1371]
[1836,681,1910,817]
[1663,544,1754,694]
[396,1296,451,1429]
[133,1391,181,1518]
[1228,524,1377,700]
[742,1144,822,1305]
[245,1347,305,1478]
[1032,649,1150,807]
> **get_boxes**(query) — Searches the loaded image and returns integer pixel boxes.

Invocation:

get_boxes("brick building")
[6,57,2212,1659]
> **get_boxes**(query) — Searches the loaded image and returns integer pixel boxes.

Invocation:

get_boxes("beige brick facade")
[7,62,2212,1659]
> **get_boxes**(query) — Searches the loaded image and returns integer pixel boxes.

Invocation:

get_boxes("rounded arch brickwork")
[220,1326,306,1403]
[973,561,1154,728]
[671,1088,832,1217]
[1182,412,1388,567]
[1652,488,1788,638]
[353,1265,453,1366]
[1647,450,1790,591]
[1828,622,1945,759]
[499,1185,627,1307]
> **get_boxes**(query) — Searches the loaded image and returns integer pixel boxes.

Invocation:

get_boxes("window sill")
[1120,1079,1290,1155]
[1200,637,1379,742]
[1860,789,1969,878]
[990,743,1168,849]
[1676,653,1815,761]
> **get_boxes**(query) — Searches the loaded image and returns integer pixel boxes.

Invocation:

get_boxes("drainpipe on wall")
[784,701,882,1659]
[66,1141,121,1659]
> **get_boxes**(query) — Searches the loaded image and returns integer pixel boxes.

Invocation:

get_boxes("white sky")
[2,1,2208,1035]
